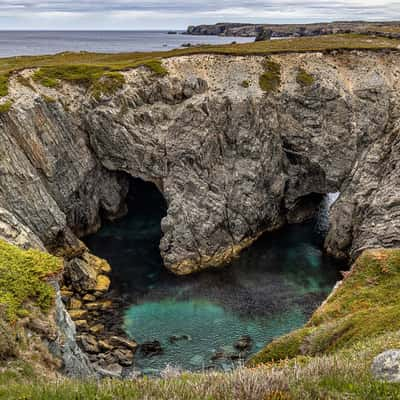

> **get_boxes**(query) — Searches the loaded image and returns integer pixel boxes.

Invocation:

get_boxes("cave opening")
[84,184,342,374]
[85,177,168,299]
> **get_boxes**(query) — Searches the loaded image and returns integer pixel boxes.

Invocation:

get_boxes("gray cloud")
[0,0,399,29]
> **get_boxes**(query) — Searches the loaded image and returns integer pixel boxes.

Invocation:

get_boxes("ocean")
[0,31,254,57]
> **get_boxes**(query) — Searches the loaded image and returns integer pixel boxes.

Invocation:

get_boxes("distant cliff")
[186,21,400,38]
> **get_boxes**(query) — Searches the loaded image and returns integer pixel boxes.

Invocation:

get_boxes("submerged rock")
[168,334,192,344]
[234,335,252,351]
[140,341,164,357]
[372,350,400,382]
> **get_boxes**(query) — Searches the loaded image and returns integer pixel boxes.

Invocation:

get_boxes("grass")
[241,80,250,88]
[249,249,400,366]
[0,240,62,321]
[0,331,400,399]
[259,59,281,92]
[0,34,398,98]
[296,68,315,86]
[0,100,13,114]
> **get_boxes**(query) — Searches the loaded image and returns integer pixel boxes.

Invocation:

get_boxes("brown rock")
[89,324,105,335]
[113,348,134,366]
[82,294,97,302]
[95,275,111,293]
[69,309,88,320]
[109,336,138,352]
[74,319,89,330]
[69,298,83,309]
[98,340,114,352]
[77,334,100,353]
[85,302,101,311]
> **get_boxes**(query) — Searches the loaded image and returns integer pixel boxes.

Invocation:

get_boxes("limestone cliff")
[0,50,399,274]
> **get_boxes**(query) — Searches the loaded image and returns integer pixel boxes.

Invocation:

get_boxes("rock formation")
[0,50,400,276]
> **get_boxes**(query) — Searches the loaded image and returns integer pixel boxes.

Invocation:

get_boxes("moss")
[248,328,311,366]
[250,249,400,366]
[259,59,281,92]
[241,80,250,88]
[0,100,13,114]
[296,68,315,86]
[0,74,10,97]
[0,240,62,321]
[142,60,168,76]
[90,72,125,100]
[41,95,56,104]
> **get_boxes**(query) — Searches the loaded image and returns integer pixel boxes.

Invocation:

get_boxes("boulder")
[69,309,88,320]
[140,341,163,357]
[372,350,400,382]
[77,334,100,354]
[234,335,252,351]
[89,324,105,335]
[95,275,111,293]
[109,336,138,352]
[113,348,134,366]
[65,258,97,292]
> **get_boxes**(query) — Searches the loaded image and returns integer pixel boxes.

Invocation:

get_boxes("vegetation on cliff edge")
[0,34,399,97]
[249,248,400,366]
[0,240,62,321]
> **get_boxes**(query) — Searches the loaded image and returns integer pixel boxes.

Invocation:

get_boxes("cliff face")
[0,51,399,274]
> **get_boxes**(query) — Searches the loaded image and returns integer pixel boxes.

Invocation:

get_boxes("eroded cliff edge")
[0,51,399,275]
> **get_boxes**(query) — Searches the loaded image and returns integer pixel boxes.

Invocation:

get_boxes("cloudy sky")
[0,0,399,30]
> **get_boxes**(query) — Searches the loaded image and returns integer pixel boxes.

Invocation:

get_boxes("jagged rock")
[65,258,97,292]
[372,350,400,382]
[95,275,111,293]
[109,336,138,352]
[68,309,88,320]
[82,294,97,302]
[255,29,272,42]
[69,298,82,309]
[74,320,89,331]
[98,340,114,352]
[89,324,105,335]
[112,348,134,366]
[140,341,163,357]
[96,363,123,378]
[77,334,100,354]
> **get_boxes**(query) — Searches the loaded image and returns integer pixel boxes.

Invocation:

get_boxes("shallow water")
[85,180,342,373]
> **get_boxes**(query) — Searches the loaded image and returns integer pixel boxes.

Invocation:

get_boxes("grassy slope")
[249,249,400,366]
[0,34,399,97]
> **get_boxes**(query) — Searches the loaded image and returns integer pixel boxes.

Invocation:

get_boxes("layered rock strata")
[0,51,399,276]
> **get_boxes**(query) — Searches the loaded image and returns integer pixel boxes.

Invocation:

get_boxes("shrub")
[259,59,281,92]
[296,68,315,86]
[0,240,62,321]
[0,100,12,114]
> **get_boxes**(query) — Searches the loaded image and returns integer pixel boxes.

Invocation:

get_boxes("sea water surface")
[85,180,341,373]
[0,31,253,57]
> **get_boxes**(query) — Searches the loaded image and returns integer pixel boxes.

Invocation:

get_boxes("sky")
[0,0,399,30]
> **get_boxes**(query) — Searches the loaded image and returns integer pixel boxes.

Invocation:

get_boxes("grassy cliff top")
[0,34,399,98]
[0,240,62,321]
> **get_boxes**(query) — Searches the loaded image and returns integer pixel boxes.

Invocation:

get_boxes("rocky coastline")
[1,48,400,377]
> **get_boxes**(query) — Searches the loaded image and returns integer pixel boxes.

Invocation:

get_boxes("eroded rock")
[372,350,400,382]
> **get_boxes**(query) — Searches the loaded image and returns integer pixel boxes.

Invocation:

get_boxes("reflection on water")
[85,181,342,372]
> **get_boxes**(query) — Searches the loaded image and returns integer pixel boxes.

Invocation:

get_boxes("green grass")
[0,240,62,321]
[259,59,281,92]
[0,100,12,114]
[249,249,400,366]
[296,68,315,86]
[90,72,125,100]
[0,34,398,97]
[1,331,400,399]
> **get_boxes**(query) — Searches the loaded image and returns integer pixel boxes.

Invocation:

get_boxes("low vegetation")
[296,68,315,86]
[259,59,281,92]
[241,80,250,88]
[0,330,399,399]
[249,249,400,366]
[0,34,398,98]
[0,240,62,321]
[0,100,13,114]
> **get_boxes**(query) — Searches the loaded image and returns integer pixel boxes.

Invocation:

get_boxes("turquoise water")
[85,180,341,373]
